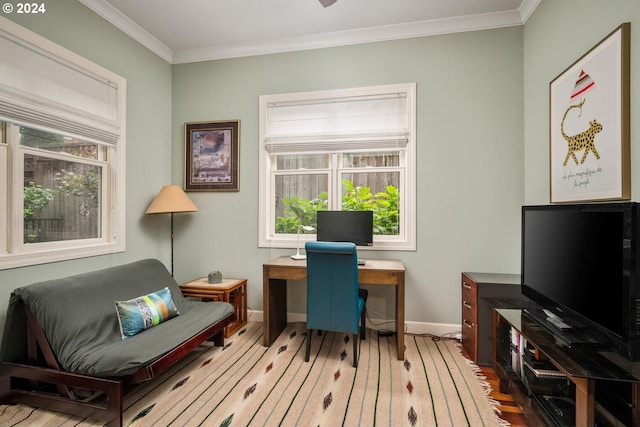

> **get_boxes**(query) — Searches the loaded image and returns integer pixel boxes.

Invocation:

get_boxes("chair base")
[304,329,363,367]
[305,306,367,368]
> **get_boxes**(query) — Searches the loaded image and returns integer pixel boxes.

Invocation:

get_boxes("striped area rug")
[0,322,507,426]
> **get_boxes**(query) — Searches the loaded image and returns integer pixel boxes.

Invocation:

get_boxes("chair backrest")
[305,241,360,334]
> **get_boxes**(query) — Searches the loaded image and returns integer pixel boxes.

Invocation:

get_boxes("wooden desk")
[262,256,406,360]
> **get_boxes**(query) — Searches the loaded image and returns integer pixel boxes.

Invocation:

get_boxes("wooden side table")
[180,277,247,338]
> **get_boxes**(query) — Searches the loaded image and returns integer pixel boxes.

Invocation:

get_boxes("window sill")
[0,240,125,270]
[258,237,415,251]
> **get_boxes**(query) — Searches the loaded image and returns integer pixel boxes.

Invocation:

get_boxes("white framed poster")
[549,23,630,203]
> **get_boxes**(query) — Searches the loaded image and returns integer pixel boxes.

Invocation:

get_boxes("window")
[258,83,416,250]
[0,19,125,269]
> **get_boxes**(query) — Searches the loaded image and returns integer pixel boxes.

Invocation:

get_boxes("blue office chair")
[304,241,367,367]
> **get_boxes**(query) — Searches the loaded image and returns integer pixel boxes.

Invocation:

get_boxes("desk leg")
[263,271,287,347]
[574,377,595,427]
[396,272,405,360]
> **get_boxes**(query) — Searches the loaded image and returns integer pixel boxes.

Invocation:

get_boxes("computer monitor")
[316,210,373,247]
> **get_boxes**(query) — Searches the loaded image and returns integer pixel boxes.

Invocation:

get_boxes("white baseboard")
[247,310,461,339]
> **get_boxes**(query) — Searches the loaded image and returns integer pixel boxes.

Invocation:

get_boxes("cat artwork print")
[549,23,630,203]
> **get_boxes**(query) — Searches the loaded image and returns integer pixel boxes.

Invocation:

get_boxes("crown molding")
[80,0,541,65]
[173,10,526,64]
[78,0,173,63]
[518,0,542,22]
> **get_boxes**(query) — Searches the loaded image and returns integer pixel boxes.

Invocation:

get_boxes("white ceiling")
[79,0,540,64]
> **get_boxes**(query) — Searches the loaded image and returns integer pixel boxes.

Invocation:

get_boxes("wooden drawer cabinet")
[461,272,524,365]
[461,278,478,363]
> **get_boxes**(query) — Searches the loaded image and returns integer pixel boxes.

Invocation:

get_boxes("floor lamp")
[145,185,198,276]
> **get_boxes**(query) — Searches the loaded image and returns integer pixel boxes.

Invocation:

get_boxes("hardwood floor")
[479,365,530,427]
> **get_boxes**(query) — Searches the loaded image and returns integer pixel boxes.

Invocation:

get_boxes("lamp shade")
[145,185,198,214]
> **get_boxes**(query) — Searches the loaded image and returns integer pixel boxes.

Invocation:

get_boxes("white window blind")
[0,17,126,270]
[264,90,409,154]
[0,29,120,145]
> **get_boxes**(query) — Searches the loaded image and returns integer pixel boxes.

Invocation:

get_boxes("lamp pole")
[291,225,315,260]
[169,212,175,276]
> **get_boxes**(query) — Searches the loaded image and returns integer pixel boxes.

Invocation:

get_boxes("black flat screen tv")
[521,203,640,361]
[316,210,374,247]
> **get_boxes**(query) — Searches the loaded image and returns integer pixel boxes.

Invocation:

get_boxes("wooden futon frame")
[0,304,234,427]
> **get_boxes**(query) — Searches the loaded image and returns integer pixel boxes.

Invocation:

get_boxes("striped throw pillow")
[115,287,179,339]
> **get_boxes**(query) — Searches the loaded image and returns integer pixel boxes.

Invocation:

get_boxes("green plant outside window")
[275,179,399,235]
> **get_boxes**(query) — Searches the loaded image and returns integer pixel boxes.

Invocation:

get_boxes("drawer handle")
[463,301,472,310]
[463,319,474,329]
[462,283,472,290]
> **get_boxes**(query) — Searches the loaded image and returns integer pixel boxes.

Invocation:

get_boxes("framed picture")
[184,120,240,191]
[549,23,630,203]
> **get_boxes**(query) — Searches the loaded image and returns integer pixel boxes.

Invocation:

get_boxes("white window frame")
[0,17,126,270]
[258,83,416,251]
[0,136,7,256]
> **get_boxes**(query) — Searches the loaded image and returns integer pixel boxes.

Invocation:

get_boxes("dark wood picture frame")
[184,120,240,192]
[549,23,630,203]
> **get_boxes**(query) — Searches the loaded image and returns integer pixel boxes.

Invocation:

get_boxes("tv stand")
[493,308,640,426]
[522,308,601,347]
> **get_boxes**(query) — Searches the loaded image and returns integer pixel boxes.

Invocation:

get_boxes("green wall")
[523,1,640,203]
[0,1,173,330]
[172,29,524,324]
[0,0,526,337]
